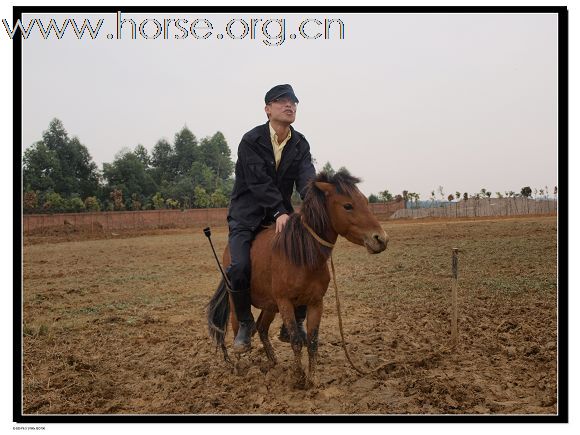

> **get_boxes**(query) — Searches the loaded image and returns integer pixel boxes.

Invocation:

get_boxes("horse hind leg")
[229,293,239,339]
[278,299,306,389]
[256,310,277,365]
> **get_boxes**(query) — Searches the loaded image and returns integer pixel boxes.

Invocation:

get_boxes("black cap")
[265,84,299,104]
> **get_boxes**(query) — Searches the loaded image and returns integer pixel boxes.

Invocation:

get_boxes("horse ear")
[314,182,334,196]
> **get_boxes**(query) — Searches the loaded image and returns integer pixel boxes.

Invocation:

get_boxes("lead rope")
[330,254,371,375]
[301,219,370,375]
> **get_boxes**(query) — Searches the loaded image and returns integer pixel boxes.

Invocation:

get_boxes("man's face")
[265,96,297,124]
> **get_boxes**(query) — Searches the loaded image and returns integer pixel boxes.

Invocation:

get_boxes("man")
[226,84,316,354]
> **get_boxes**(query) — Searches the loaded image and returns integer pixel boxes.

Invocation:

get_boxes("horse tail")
[206,278,230,360]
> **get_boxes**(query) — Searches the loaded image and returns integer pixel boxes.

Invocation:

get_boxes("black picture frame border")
[13,4,568,424]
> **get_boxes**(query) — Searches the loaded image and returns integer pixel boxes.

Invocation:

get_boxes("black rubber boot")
[230,289,255,354]
[279,305,307,344]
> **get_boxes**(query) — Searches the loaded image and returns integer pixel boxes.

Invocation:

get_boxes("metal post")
[451,248,459,347]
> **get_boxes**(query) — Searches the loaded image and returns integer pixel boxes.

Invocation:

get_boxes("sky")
[21,11,558,199]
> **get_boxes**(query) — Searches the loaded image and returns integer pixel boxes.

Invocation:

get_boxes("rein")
[301,218,370,376]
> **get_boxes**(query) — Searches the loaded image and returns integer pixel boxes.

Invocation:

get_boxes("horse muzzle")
[363,231,389,254]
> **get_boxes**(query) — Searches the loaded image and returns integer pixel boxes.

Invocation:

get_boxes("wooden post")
[451,248,459,347]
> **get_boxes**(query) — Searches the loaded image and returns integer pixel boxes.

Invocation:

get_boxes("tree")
[22,118,99,199]
[189,161,217,192]
[463,192,468,201]
[199,132,234,183]
[322,161,335,176]
[447,194,454,202]
[102,150,158,203]
[406,192,420,208]
[23,142,58,192]
[43,119,99,197]
[193,186,210,208]
[209,189,229,208]
[520,186,532,198]
[134,144,151,168]
[379,190,393,203]
[150,138,176,184]
[368,194,379,203]
[437,186,445,201]
[173,126,199,177]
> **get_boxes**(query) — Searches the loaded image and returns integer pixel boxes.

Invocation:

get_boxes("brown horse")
[207,170,388,388]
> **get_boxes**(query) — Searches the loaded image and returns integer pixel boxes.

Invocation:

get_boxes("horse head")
[309,171,389,254]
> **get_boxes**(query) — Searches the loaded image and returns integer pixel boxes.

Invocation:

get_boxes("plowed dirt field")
[22,216,558,415]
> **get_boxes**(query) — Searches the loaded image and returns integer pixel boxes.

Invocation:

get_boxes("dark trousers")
[227,218,307,321]
[227,219,256,293]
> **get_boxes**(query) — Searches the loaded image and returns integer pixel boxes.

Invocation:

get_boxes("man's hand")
[275,213,290,233]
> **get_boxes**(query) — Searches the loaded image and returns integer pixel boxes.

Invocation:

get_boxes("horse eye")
[343,203,353,211]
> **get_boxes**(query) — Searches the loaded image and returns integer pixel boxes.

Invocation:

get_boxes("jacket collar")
[257,122,301,172]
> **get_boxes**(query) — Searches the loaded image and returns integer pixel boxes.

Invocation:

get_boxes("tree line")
[318,162,557,208]
[368,185,558,209]
[23,118,234,213]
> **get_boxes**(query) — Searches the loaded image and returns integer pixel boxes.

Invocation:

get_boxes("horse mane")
[272,169,361,269]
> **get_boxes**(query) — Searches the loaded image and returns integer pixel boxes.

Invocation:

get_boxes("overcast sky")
[21,11,558,199]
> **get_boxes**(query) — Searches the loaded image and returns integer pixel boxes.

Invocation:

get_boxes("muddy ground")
[22,216,558,415]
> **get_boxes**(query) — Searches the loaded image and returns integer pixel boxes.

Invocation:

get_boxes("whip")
[202,227,232,290]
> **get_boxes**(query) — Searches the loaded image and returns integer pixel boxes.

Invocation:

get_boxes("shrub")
[131,193,142,211]
[165,198,179,209]
[24,191,38,212]
[152,192,165,210]
[66,196,85,212]
[84,196,101,212]
[110,189,125,210]
[43,191,65,212]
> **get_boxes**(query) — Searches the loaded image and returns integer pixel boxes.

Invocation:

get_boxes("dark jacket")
[227,121,316,230]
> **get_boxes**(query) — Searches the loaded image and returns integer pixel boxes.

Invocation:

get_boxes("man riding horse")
[226,84,316,354]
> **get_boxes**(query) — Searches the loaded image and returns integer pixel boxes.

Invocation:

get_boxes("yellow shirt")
[269,123,291,170]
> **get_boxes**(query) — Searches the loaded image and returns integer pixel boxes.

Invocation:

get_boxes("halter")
[300,218,335,248]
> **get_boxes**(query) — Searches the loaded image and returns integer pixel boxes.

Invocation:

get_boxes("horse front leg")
[256,310,277,365]
[277,298,306,388]
[306,300,323,389]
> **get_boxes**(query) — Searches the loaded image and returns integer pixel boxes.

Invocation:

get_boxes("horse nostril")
[372,232,389,248]
[373,233,387,245]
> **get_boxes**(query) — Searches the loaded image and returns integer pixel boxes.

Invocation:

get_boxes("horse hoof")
[232,343,251,354]
[293,373,307,390]
[305,377,318,390]
[259,360,276,373]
